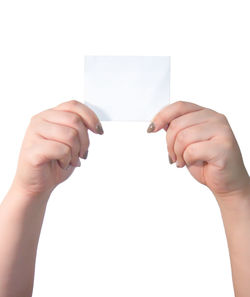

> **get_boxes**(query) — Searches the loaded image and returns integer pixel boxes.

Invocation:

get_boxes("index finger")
[147,101,204,133]
[54,100,104,135]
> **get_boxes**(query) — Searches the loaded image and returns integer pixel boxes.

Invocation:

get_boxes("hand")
[147,101,250,202]
[11,100,104,199]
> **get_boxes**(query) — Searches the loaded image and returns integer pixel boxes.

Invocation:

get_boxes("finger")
[54,100,104,135]
[183,139,222,167]
[166,108,215,162]
[37,109,89,158]
[148,101,203,133]
[33,119,81,167]
[30,138,72,169]
[173,122,219,168]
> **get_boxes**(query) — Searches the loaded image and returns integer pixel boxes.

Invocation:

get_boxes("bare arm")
[0,188,50,297]
[148,101,250,297]
[0,100,104,297]
[217,186,250,297]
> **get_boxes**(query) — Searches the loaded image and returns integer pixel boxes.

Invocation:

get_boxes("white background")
[0,1,250,296]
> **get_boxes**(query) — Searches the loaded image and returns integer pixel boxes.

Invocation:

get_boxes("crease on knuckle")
[70,113,81,126]
[177,129,188,144]
[169,119,178,130]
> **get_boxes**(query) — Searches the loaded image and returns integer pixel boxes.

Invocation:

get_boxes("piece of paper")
[84,56,170,121]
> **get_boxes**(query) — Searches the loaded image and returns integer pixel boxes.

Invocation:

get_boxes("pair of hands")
[11,100,250,205]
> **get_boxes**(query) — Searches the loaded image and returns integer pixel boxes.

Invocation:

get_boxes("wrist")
[0,184,51,225]
[215,180,250,214]
[6,180,52,207]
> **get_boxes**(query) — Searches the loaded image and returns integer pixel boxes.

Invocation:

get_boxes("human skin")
[0,100,249,297]
[0,100,104,297]
[147,101,250,297]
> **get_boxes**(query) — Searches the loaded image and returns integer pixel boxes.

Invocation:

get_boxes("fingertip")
[170,153,177,163]
[176,160,186,168]
[147,122,156,133]
[146,121,168,133]
[168,154,174,164]
[147,111,169,133]
[82,150,88,160]
[55,100,104,135]
[95,122,104,135]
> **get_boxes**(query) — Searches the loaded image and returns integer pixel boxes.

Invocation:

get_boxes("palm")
[187,162,225,193]
[15,158,75,196]
[187,143,247,195]
[40,160,75,189]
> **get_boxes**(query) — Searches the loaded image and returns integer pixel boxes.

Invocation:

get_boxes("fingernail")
[76,158,81,167]
[168,154,173,164]
[176,161,181,168]
[82,150,88,160]
[147,122,155,133]
[96,122,104,135]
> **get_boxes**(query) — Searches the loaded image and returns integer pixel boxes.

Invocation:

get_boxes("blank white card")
[84,56,170,121]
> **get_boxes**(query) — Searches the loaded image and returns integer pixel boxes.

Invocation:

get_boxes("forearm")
[216,182,250,297]
[0,186,50,297]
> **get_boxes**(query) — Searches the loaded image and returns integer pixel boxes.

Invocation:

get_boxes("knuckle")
[204,108,215,116]
[62,144,71,156]
[169,119,178,130]
[70,114,81,126]
[222,138,235,151]
[27,146,44,167]
[177,130,188,143]
[185,145,195,159]
[175,100,186,109]
[217,112,228,123]
[66,128,78,142]
[215,148,228,168]
[220,124,232,137]
[30,114,39,123]
[28,152,41,167]
[29,115,41,129]
[67,99,79,106]
[30,110,49,125]
[58,100,80,110]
